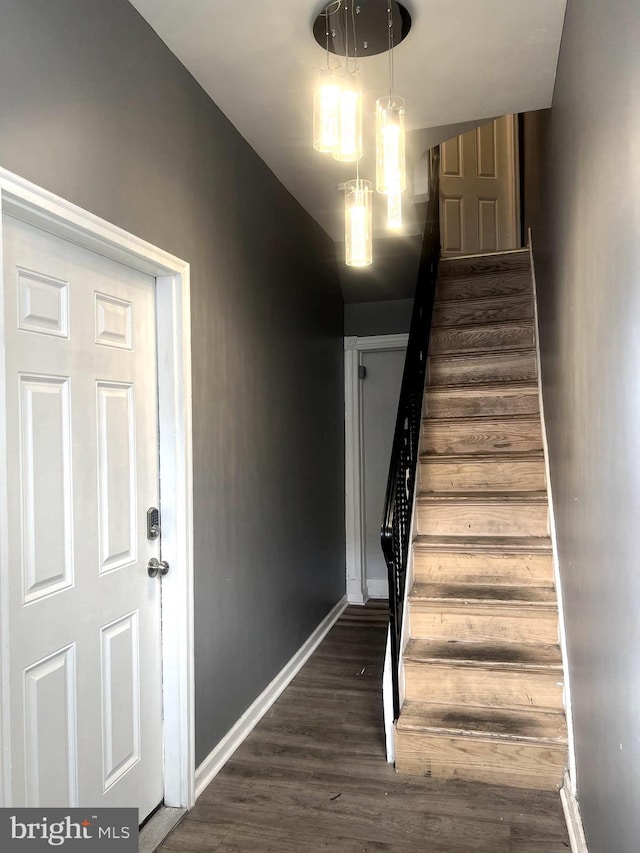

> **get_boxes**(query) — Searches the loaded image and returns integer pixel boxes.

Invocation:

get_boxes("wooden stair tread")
[429,347,536,364]
[397,701,567,744]
[413,535,553,553]
[410,582,557,606]
[420,450,544,462]
[417,491,548,503]
[404,639,562,670]
[426,383,539,397]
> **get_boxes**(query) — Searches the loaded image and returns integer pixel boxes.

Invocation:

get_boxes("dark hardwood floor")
[161,602,570,852]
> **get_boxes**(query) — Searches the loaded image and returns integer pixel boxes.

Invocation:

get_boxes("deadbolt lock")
[147,558,170,579]
[147,507,160,540]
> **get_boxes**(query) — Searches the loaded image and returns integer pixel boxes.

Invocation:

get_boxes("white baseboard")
[194,596,348,800]
[528,231,577,785]
[366,578,388,599]
[560,770,588,852]
[347,579,367,605]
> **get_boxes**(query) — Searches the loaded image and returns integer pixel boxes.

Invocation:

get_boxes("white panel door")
[360,347,406,598]
[439,115,520,256]
[2,214,164,821]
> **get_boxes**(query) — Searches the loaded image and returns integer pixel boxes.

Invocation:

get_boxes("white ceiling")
[129,0,565,295]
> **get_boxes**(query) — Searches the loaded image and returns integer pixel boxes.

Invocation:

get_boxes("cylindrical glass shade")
[313,68,341,153]
[376,96,406,194]
[334,70,363,163]
[345,179,373,267]
[387,192,402,229]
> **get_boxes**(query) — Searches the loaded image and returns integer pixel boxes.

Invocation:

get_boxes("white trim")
[355,333,411,352]
[344,333,409,606]
[382,627,395,763]
[194,596,347,799]
[560,770,589,852]
[0,168,195,809]
[528,229,577,790]
[505,113,521,250]
[365,578,388,599]
[344,338,365,605]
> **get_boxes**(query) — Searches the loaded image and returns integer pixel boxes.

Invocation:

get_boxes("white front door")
[439,114,520,256]
[360,346,406,598]
[2,214,164,821]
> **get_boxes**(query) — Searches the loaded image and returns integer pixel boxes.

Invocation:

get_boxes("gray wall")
[344,299,413,337]
[0,0,345,765]
[523,1,640,850]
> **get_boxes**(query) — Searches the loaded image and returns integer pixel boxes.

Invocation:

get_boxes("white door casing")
[344,334,408,605]
[439,114,520,257]
[0,170,195,812]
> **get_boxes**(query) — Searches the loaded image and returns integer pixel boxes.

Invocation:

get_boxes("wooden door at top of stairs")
[439,115,520,257]
[2,214,164,820]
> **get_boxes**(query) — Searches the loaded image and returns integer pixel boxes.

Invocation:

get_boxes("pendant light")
[345,178,373,267]
[387,192,403,230]
[333,2,363,163]
[334,68,363,162]
[376,3,406,227]
[313,6,341,153]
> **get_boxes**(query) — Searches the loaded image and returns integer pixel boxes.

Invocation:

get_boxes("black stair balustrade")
[381,146,441,721]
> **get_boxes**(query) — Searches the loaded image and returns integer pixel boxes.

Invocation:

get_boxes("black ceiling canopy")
[313,0,412,58]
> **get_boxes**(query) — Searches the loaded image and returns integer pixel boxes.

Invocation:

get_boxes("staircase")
[394,249,568,791]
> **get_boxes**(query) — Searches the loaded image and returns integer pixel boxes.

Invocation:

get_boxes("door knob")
[147,558,170,578]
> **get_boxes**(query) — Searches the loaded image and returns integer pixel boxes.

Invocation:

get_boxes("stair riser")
[429,353,537,386]
[413,552,554,587]
[394,730,565,790]
[403,663,563,711]
[430,323,535,356]
[436,271,532,302]
[420,459,546,492]
[409,604,559,645]
[438,253,530,279]
[422,420,543,456]
[417,503,548,537]
[426,390,539,419]
[433,297,533,328]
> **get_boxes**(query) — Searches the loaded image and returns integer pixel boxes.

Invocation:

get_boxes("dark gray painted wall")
[344,299,413,337]
[0,0,345,765]
[523,2,640,850]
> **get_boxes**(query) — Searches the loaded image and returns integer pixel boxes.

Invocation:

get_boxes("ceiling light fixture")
[312,0,412,264]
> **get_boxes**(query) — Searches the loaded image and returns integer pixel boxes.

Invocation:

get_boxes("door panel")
[361,347,406,596]
[3,214,163,821]
[440,115,519,256]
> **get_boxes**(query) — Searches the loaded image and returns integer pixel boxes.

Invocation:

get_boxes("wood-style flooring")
[160,602,570,852]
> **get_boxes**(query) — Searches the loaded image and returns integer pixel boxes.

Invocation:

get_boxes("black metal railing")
[381,146,441,720]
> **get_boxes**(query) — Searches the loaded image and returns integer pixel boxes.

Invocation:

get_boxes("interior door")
[2,214,164,821]
[439,114,520,256]
[360,346,406,598]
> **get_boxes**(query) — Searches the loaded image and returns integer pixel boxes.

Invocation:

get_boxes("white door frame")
[0,169,196,809]
[344,333,409,605]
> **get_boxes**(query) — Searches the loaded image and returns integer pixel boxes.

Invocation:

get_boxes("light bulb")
[376,96,406,194]
[387,192,402,229]
[313,68,340,153]
[345,179,372,267]
[334,70,363,163]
